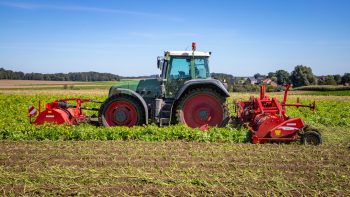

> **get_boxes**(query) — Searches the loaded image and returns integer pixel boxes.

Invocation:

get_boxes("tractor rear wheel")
[176,88,229,129]
[99,94,145,127]
[301,131,322,145]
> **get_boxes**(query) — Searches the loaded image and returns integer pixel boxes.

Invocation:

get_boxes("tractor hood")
[109,78,161,98]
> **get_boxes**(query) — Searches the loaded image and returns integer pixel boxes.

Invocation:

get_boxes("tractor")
[98,43,230,129]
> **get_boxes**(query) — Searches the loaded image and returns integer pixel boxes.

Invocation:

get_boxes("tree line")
[212,65,350,92]
[261,65,350,87]
[1,66,349,86]
[0,68,120,81]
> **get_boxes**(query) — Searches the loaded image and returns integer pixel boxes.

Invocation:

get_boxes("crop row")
[0,93,349,141]
[0,94,246,141]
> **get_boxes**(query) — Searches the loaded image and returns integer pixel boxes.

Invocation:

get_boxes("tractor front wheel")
[176,88,229,129]
[99,94,145,127]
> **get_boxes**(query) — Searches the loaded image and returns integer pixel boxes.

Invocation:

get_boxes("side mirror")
[157,56,164,70]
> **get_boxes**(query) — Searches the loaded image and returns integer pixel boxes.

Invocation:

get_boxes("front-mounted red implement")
[236,84,321,145]
[28,98,101,125]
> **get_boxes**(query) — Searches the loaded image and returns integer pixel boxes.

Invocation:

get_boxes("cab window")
[168,57,191,80]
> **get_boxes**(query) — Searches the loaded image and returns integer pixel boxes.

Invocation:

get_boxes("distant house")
[261,78,278,87]
[262,78,272,84]
[256,76,266,84]
[246,77,258,85]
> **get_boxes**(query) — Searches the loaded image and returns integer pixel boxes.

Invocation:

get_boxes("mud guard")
[108,87,148,124]
[174,79,230,100]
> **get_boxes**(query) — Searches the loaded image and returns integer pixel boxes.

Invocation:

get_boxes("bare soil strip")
[0,141,349,196]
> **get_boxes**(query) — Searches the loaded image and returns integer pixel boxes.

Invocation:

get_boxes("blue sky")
[0,0,349,76]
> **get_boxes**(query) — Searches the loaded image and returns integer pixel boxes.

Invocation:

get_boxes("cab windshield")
[168,57,210,80]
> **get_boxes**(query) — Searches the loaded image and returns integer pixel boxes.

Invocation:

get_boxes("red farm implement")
[235,84,321,145]
[28,98,101,125]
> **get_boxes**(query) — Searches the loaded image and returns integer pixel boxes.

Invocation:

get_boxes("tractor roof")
[165,51,211,57]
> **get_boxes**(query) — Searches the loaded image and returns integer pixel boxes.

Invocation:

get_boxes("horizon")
[0,0,349,76]
[1,66,347,78]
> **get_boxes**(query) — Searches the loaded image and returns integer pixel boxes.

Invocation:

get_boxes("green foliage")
[324,75,337,85]
[232,84,260,92]
[0,94,246,142]
[0,92,349,142]
[286,100,350,127]
[318,75,337,85]
[333,74,342,84]
[341,73,350,84]
[254,73,265,79]
[0,67,120,81]
[290,65,316,87]
[294,85,350,91]
[267,72,276,78]
[303,90,350,96]
[275,70,290,85]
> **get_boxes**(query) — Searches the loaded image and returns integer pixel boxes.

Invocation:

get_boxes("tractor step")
[160,110,171,118]
[159,118,170,126]
[158,102,172,126]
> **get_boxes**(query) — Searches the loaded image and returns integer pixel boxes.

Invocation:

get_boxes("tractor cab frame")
[157,51,211,98]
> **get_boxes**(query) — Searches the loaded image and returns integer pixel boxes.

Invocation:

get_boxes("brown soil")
[0,141,349,196]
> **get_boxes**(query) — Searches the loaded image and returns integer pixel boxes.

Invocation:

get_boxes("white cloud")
[0,1,182,21]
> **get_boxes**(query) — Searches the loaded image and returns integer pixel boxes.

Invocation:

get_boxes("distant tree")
[271,76,277,82]
[254,73,262,79]
[333,74,342,85]
[275,70,290,85]
[267,72,276,78]
[324,75,337,85]
[341,73,350,85]
[0,67,121,81]
[317,77,326,85]
[290,65,316,87]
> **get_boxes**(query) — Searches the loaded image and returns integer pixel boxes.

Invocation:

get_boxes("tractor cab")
[157,48,211,98]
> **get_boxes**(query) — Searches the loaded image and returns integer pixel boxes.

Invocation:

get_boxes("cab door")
[165,57,192,98]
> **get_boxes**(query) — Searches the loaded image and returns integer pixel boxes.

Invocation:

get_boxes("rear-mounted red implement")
[29,98,101,125]
[236,84,321,145]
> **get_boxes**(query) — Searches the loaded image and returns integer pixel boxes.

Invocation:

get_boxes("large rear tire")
[176,88,229,129]
[99,94,145,127]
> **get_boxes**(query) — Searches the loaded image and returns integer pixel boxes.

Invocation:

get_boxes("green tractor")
[99,43,230,129]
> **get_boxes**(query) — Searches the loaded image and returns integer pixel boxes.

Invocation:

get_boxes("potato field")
[0,82,349,196]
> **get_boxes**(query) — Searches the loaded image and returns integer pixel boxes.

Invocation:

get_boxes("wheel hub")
[198,109,209,120]
[115,110,127,123]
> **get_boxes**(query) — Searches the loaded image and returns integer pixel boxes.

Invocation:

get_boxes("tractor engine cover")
[33,108,74,125]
